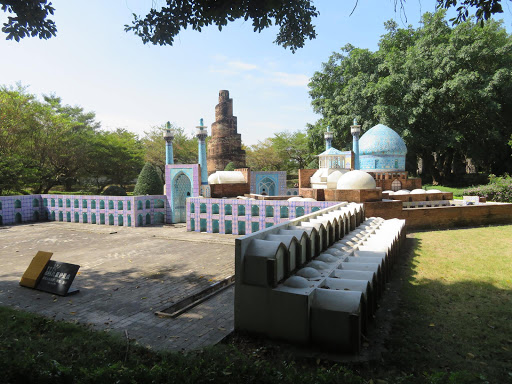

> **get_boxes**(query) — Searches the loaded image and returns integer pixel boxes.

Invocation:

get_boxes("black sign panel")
[36,260,80,296]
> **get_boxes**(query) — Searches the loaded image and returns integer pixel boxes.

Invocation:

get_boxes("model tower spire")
[196,118,208,185]
[324,125,333,150]
[163,121,174,165]
[351,118,361,170]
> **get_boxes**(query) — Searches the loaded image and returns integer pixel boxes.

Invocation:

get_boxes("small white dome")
[208,171,246,184]
[428,189,442,193]
[284,276,310,288]
[336,170,376,190]
[410,189,425,194]
[394,189,410,195]
[296,267,321,278]
[302,197,317,202]
[310,169,326,184]
[308,260,330,270]
[288,196,303,201]
[327,170,343,189]
[383,190,394,195]
[317,253,339,263]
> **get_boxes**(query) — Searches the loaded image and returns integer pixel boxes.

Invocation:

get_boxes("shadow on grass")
[382,237,512,383]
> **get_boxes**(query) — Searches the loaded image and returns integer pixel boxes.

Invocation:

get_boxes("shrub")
[463,174,512,203]
[133,162,163,195]
[102,186,127,196]
[224,162,236,171]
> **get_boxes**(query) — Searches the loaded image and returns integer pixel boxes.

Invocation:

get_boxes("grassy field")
[384,225,512,383]
[1,226,511,383]
[423,185,467,198]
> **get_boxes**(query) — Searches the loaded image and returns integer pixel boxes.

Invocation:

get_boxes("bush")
[102,185,127,196]
[224,162,236,171]
[133,162,163,195]
[462,174,512,203]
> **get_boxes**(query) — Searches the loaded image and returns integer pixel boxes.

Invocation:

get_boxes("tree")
[141,124,198,181]
[42,94,99,191]
[224,162,236,171]
[246,139,283,171]
[308,11,512,183]
[85,129,144,193]
[0,85,101,193]
[1,0,56,41]
[133,162,164,195]
[246,130,313,173]
[2,1,508,51]
[272,131,313,171]
[2,0,318,52]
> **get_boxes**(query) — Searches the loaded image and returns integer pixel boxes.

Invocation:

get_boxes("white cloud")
[269,71,310,87]
[227,60,258,71]
[207,56,310,88]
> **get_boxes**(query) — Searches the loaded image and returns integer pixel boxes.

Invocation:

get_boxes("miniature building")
[302,122,422,198]
[358,124,420,191]
[359,124,406,172]
[207,90,246,175]
[310,126,353,190]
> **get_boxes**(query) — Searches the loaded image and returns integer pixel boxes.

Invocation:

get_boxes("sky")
[1,1,512,145]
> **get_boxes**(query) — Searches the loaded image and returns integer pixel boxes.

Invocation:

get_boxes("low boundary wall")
[0,194,167,227]
[186,198,340,235]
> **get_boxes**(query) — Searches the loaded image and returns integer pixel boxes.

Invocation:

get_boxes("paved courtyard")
[0,221,237,351]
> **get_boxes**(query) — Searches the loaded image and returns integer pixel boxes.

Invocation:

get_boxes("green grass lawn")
[1,226,511,383]
[423,184,467,199]
[385,225,512,383]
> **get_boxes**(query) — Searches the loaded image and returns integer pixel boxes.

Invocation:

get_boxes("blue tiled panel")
[359,154,406,172]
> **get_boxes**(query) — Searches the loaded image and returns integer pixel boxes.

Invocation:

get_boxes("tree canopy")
[0,86,145,194]
[2,1,509,51]
[246,130,313,173]
[308,10,512,183]
[133,162,164,196]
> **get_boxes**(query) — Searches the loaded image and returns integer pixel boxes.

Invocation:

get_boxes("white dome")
[383,190,394,195]
[410,189,425,194]
[336,170,376,190]
[208,171,246,184]
[428,189,442,193]
[288,196,303,201]
[327,170,343,189]
[394,189,410,195]
[310,169,326,184]
[302,198,317,202]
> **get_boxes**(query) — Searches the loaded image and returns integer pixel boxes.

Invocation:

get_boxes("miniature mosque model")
[0,89,509,234]
[1,90,511,354]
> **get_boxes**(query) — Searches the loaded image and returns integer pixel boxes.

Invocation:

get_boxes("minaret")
[324,125,333,150]
[351,118,361,170]
[207,90,246,174]
[196,118,208,185]
[163,121,174,165]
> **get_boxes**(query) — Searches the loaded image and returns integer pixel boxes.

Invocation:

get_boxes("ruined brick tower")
[207,90,246,175]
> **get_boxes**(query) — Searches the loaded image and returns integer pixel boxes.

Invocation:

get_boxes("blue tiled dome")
[359,124,407,156]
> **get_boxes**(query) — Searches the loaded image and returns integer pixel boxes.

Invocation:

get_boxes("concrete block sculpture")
[235,202,406,353]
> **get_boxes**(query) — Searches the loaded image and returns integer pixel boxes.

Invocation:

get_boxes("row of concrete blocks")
[403,200,451,208]
[235,202,406,353]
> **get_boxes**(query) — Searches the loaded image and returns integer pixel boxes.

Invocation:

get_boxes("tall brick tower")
[207,90,246,174]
